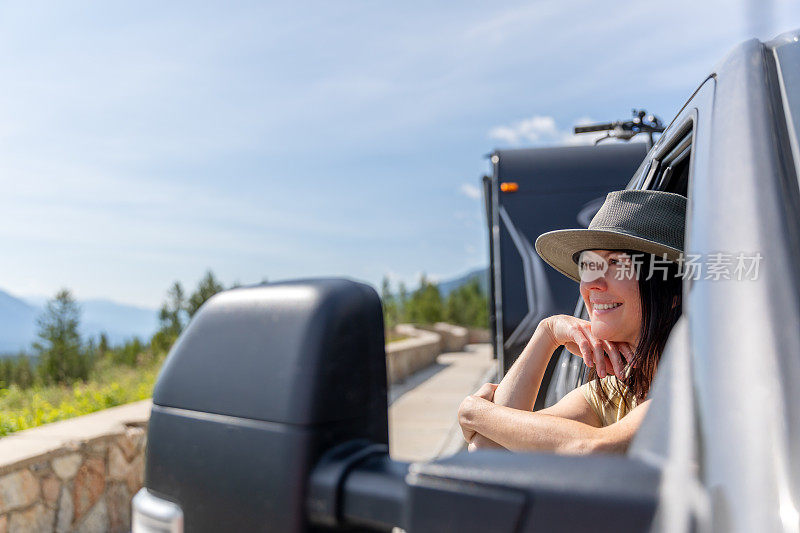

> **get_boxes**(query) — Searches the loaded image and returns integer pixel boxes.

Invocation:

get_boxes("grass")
[0,354,164,437]
[0,334,415,438]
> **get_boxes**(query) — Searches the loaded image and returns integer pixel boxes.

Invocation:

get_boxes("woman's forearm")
[468,432,505,451]
[460,396,608,454]
[492,320,559,411]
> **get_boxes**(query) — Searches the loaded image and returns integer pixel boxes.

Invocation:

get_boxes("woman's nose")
[580,273,608,291]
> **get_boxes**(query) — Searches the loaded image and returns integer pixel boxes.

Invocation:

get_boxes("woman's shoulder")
[579,376,638,426]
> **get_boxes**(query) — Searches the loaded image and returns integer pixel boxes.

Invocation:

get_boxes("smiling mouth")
[593,303,622,313]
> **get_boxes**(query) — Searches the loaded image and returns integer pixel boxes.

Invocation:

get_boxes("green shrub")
[150,330,178,357]
[405,275,444,324]
[0,356,36,390]
[0,355,163,437]
[444,279,489,328]
[109,337,144,366]
[380,274,489,329]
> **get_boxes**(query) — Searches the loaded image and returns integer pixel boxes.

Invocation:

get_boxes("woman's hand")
[458,382,498,443]
[541,315,635,379]
[473,382,498,401]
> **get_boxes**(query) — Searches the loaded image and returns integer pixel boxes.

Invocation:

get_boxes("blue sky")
[2,1,798,308]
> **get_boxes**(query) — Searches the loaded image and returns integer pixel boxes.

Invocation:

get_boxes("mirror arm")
[307,440,409,531]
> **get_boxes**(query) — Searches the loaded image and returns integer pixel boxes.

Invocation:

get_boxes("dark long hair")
[588,250,683,408]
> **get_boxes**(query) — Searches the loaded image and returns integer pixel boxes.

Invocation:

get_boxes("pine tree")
[186,271,224,318]
[13,355,34,389]
[406,274,444,324]
[397,281,408,323]
[0,358,13,389]
[445,278,489,328]
[113,337,143,366]
[380,276,398,332]
[33,289,89,384]
[160,282,186,335]
[151,281,187,356]
[98,332,109,355]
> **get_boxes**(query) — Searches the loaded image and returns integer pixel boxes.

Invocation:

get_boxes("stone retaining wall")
[386,324,442,384]
[414,323,469,353]
[0,401,150,533]
[467,327,492,344]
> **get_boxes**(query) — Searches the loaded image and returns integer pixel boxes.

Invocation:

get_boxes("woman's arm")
[464,320,559,450]
[462,319,576,451]
[461,315,635,450]
[460,392,651,454]
[468,434,504,451]
[465,383,603,451]
[491,318,560,411]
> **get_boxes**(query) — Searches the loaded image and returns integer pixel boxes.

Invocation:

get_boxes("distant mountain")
[77,299,160,346]
[0,270,488,356]
[0,288,159,356]
[437,267,489,298]
[0,290,38,354]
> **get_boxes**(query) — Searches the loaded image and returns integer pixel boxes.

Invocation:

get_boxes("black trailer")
[483,143,648,404]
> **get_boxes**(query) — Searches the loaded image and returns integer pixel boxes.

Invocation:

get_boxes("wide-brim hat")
[534,189,686,282]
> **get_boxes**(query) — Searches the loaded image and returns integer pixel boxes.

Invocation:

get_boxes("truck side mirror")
[139,279,388,532]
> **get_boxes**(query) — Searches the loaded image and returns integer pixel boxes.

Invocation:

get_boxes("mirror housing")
[144,279,387,532]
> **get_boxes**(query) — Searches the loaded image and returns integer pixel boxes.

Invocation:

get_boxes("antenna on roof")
[574,109,665,150]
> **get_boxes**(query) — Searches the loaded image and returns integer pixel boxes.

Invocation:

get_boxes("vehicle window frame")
[643,117,695,194]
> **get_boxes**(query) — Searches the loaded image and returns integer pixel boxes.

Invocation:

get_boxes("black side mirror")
[143,279,388,532]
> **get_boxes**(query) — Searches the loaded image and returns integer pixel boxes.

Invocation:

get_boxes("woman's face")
[578,249,642,346]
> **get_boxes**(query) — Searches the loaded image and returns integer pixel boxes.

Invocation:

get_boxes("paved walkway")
[388,343,496,463]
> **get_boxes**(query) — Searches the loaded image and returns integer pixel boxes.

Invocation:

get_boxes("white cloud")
[459,183,481,200]
[489,114,647,147]
[488,115,559,144]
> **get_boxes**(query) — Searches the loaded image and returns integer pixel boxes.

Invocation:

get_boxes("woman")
[458,189,686,454]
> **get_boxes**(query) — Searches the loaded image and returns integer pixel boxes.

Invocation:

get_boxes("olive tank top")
[579,376,639,427]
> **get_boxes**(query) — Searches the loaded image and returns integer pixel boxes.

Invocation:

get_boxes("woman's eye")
[609,259,618,265]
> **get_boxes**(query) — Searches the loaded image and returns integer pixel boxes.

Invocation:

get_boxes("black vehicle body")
[133,30,800,533]
[483,143,648,390]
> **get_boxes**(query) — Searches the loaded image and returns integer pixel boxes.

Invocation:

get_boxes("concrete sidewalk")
[388,343,496,463]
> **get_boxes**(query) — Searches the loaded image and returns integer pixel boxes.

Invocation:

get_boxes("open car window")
[543,116,697,409]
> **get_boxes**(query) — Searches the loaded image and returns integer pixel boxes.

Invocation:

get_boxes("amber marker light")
[500,182,519,193]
